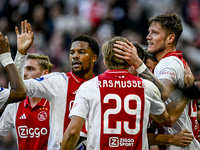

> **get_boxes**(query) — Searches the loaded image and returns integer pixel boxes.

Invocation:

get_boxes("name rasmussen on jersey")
[97,80,144,88]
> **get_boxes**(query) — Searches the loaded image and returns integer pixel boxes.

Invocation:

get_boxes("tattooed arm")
[136,64,189,125]
[138,67,170,101]
[150,78,189,126]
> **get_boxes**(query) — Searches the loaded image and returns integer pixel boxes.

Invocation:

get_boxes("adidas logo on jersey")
[20,113,26,119]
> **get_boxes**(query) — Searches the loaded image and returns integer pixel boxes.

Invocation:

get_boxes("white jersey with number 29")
[69,69,165,150]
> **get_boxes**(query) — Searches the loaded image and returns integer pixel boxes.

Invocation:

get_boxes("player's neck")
[76,70,94,80]
[29,97,42,108]
[156,46,176,62]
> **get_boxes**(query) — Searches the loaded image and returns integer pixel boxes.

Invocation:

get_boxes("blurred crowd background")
[0,0,200,149]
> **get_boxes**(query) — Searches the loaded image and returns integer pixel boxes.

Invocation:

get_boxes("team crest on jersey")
[38,111,47,121]
[0,87,4,92]
[35,77,44,81]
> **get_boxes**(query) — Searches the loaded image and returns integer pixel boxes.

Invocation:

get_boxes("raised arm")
[0,33,26,107]
[14,20,34,79]
[6,20,33,104]
[15,20,34,55]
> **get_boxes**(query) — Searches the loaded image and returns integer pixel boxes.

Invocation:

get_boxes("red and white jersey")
[70,69,165,150]
[13,52,91,149]
[0,97,50,150]
[23,72,68,149]
[0,87,10,109]
[63,72,94,135]
[14,52,68,149]
[189,99,199,142]
[154,51,200,150]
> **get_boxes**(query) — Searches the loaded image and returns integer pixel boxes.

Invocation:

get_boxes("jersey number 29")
[103,94,141,135]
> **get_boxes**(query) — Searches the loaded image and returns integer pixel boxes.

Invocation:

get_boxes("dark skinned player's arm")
[5,64,27,104]
[5,20,35,104]
[0,33,26,106]
[61,116,85,150]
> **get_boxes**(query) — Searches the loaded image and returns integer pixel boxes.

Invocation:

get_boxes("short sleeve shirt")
[70,69,165,150]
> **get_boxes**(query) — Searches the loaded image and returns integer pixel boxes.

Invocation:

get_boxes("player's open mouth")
[72,60,82,68]
[73,64,81,68]
[148,42,153,46]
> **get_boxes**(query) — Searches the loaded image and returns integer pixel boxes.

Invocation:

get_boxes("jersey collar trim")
[69,71,95,83]
[24,97,48,108]
[162,51,182,59]
[105,69,129,74]
[162,51,188,68]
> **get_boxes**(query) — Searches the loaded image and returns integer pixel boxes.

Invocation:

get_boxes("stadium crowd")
[0,0,200,150]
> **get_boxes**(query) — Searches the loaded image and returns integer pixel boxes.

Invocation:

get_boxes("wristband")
[0,52,14,67]
[136,63,147,74]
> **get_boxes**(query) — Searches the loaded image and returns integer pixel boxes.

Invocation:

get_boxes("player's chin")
[147,48,155,54]
[72,68,83,75]
[72,67,81,72]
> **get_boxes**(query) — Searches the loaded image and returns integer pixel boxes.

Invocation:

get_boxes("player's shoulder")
[4,102,19,112]
[142,79,158,90]
[78,77,98,90]
[159,56,183,67]
[34,72,68,82]
[0,87,9,94]
[44,72,67,78]
[0,87,10,107]
[155,56,184,74]
[142,79,160,95]
[82,76,98,85]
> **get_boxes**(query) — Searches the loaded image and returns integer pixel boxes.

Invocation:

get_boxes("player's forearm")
[153,96,189,127]
[61,132,79,150]
[165,94,189,126]
[6,64,25,91]
[5,64,26,103]
[148,133,174,145]
[136,64,169,101]
[151,109,172,127]
[14,51,27,79]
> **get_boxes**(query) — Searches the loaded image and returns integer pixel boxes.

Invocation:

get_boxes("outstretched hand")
[15,20,34,55]
[0,32,10,54]
[113,40,143,69]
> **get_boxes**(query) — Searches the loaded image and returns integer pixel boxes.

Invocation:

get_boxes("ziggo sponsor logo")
[109,137,134,147]
[18,126,48,138]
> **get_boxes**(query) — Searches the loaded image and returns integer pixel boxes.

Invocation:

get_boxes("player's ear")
[167,34,175,44]
[42,70,49,75]
[92,54,97,63]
